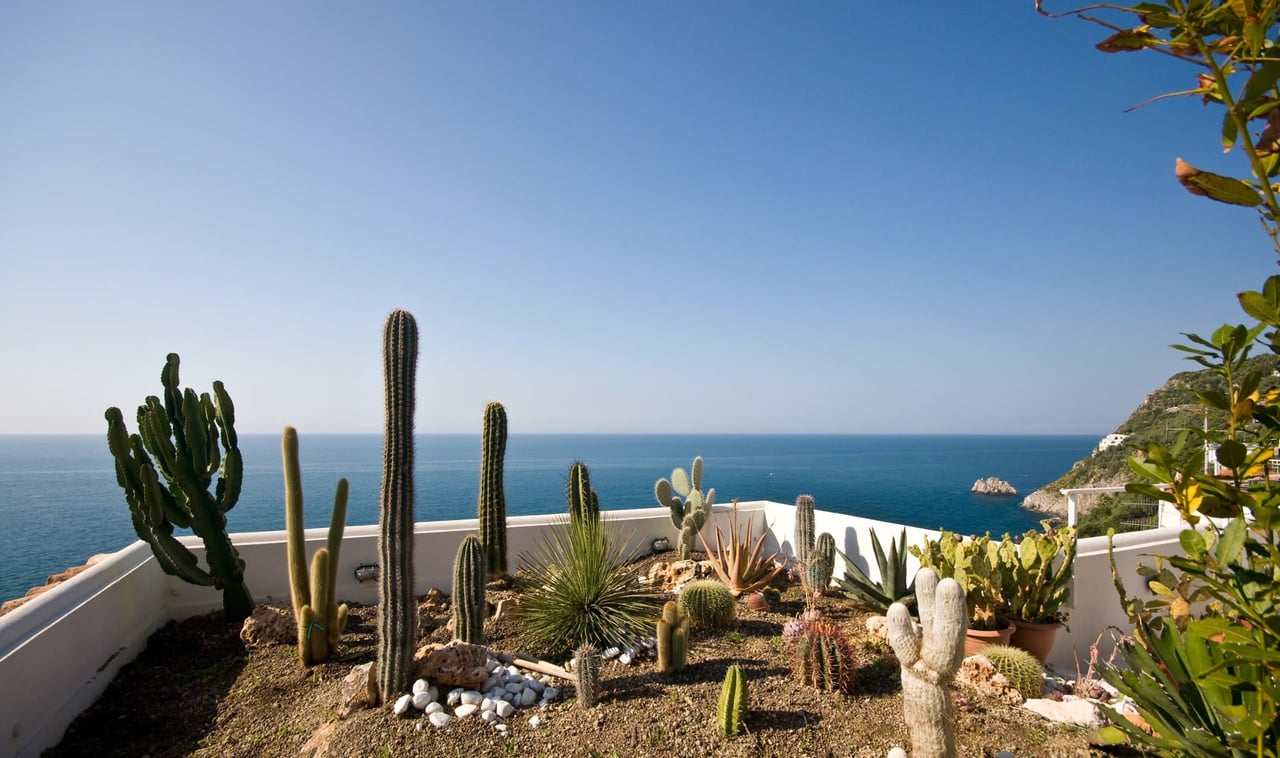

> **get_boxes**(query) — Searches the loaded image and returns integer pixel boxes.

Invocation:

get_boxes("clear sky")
[2,3,1275,436]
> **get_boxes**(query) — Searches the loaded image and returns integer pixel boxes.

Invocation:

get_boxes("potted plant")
[910,531,1013,656]
[998,522,1076,663]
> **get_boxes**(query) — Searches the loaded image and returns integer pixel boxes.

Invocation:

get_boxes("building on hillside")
[1096,433,1129,453]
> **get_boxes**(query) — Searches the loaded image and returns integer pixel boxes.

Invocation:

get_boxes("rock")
[412,678,430,696]
[337,662,378,718]
[645,559,717,591]
[493,597,518,622]
[392,694,414,716]
[460,690,483,706]
[888,749,907,758]
[239,605,295,649]
[865,615,890,643]
[428,711,452,728]
[528,714,543,729]
[956,655,1023,705]
[519,687,538,707]
[495,700,516,718]
[542,686,560,702]
[412,691,433,710]
[455,703,479,719]
[299,720,338,758]
[1023,697,1106,729]
[414,641,489,689]
[0,554,111,618]
[481,709,500,723]
[420,587,449,614]
[972,476,1017,495]
[424,702,443,715]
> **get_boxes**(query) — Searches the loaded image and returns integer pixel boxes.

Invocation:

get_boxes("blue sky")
[2,3,1275,436]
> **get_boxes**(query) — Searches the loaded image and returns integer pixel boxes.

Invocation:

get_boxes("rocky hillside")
[1022,353,1280,519]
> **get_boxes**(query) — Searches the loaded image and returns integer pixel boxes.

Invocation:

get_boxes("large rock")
[0,553,112,617]
[972,477,1017,495]
[415,641,489,689]
[956,654,1023,705]
[337,662,378,717]
[240,605,295,648]
[643,559,716,592]
[1023,697,1106,729]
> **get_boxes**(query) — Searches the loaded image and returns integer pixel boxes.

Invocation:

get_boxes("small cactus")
[888,568,967,758]
[567,461,600,525]
[792,619,855,692]
[794,494,816,566]
[717,663,748,737]
[656,600,689,674]
[679,579,736,630]
[452,535,486,644]
[980,644,1045,701]
[574,642,601,709]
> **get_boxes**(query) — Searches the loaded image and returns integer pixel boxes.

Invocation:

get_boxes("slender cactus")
[477,401,508,578]
[807,531,836,595]
[567,460,599,525]
[717,663,748,737]
[283,426,349,665]
[104,353,253,623]
[452,535,486,644]
[888,568,967,758]
[794,494,816,567]
[377,310,418,704]
[574,642,601,709]
[656,600,689,674]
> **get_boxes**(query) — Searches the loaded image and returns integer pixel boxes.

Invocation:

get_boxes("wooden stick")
[494,651,575,681]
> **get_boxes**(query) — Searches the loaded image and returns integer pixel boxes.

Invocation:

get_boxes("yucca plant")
[514,516,663,659]
[834,528,916,615]
[697,499,784,597]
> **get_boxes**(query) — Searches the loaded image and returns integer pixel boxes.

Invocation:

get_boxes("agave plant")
[698,499,784,596]
[515,516,662,658]
[834,528,916,615]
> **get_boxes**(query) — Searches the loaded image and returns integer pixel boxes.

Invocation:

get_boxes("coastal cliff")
[1021,353,1280,519]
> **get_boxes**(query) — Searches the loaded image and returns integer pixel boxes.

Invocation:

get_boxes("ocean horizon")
[0,433,1099,604]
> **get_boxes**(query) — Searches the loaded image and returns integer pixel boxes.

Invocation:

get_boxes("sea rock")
[0,554,111,617]
[956,655,1023,705]
[972,477,1017,496]
[1023,697,1106,729]
[414,641,489,689]
[239,605,294,649]
[336,662,378,718]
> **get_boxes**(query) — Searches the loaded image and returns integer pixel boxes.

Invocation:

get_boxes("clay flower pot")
[963,620,1015,657]
[1009,619,1063,663]
[745,591,769,612]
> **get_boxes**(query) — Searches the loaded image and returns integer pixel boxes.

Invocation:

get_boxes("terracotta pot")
[963,621,1015,657]
[1009,619,1063,663]
[745,591,769,612]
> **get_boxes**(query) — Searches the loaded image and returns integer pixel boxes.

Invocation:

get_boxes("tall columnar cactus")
[656,600,689,674]
[806,532,836,596]
[887,568,967,758]
[283,426,349,666]
[717,663,748,737]
[574,642,601,709]
[655,456,715,560]
[377,309,418,705]
[452,535,486,645]
[104,353,253,623]
[794,494,816,567]
[567,460,599,525]
[477,401,508,578]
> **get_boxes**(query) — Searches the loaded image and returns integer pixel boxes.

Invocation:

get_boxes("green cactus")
[377,309,418,704]
[887,568,968,758]
[574,642,601,709]
[980,644,1045,702]
[567,460,599,525]
[104,353,253,623]
[792,619,855,692]
[453,535,486,644]
[656,600,689,674]
[717,663,748,737]
[794,494,815,567]
[478,401,509,579]
[911,531,1005,631]
[283,426,349,666]
[655,457,715,560]
[679,579,736,631]
[805,531,836,596]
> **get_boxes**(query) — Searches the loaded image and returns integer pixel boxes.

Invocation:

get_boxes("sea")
[0,433,1097,604]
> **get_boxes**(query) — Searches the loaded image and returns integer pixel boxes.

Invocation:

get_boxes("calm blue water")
[0,434,1096,604]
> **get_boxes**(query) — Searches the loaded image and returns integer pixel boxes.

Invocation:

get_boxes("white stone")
[424,702,444,715]
[602,646,621,659]
[520,687,538,707]
[412,692,434,710]
[460,690,483,706]
[429,711,452,728]
[1023,698,1106,729]
[412,679,431,696]
[539,675,553,685]
[506,665,520,677]
[481,697,495,711]
[481,710,499,723]
[888,749,907,758]
[525,677,545,694]
[528,714,542,729]
[618,653,633,666]
[455,703,479,719]
[393,694,414,717]
[542,686,560,701]
[495,700,516,719]
[486,657,501,672]
[447,688,464,706]
[495,724,509,735]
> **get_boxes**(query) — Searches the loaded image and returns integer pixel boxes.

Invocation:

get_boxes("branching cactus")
[887,568,967,758]
[452,535,486,644]
[794,494,816,567]
[377,309,418,704]
[574,642,601,709]
[717,663,748,737]
[283,426,349,666]
[567,460,599,525]
[478,401,508,578]
[656,600,689,674]
[655,456,716,559]
[104,353,253,623]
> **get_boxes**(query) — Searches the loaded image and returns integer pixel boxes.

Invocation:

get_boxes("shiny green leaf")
[1180,529,1208,557]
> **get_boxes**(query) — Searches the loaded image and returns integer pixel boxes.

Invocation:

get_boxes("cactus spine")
[104,353,253,623]
[478,401,508,578]
[655,457,715,560]
[452,535,486,644]
[574,642,601,709]
[717,663,748,737]
[656,601,689,674]
[377,309,418,704]
[793,619,854,692]
[806,531,836,595]
[567,460,599,525]
[679,579,736,630]
[887,568,967,758]
[283,426,349,665]
[794,494,816,567]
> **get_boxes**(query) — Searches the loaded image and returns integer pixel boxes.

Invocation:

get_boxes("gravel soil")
[47,558,1120,758]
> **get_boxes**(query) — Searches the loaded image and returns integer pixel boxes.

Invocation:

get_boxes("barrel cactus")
[805,531,836,596]
[477,401,508,578]
[980,644,1045,701]
[452,535,486,645]
[792,619,855,693]
[679,579,736,631]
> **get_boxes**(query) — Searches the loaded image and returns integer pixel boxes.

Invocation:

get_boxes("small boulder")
[414,641,489,689]
[1023,697,1107,730]
[239,605,295,649]
[972,477,1017,495]
[956,654,1023,705]
[337,662,378,718]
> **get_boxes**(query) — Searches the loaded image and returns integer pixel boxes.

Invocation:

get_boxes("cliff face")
[1021,354,1279,518]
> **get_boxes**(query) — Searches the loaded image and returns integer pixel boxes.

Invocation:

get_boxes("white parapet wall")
[0,499,1186,757]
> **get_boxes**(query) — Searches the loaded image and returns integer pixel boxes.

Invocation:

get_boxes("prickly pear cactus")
[655,456,715,560]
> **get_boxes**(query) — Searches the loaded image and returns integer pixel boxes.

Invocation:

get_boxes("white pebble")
[481,697,495,712]
[618,653,633,666]
[424,702,444,715]
[412,679,430,696]
[542,686,560,701]
[455,703,479,719]
[888,749,907,758]
[539,675,553,684]
[412,692,433,710]
[495,723,509,735]
[602,646,620,659]
[506,665,521,676]
[528,714,542,729]
[520,687,538,707]
[415,721,424,731]
[393,694,414,717]
[461,690,483,706]
[447,688,464,706]
[481,710,499,723]
[496,700,516,719]
[429,711,452,728]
